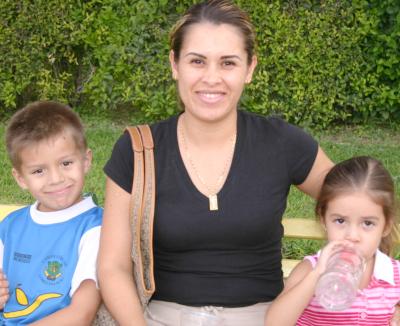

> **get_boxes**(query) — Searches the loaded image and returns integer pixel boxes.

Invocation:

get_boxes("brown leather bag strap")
[125,125,155,307]
[137,124,155,295]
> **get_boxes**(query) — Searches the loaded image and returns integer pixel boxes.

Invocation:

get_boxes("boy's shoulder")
[1,205,31,223]
[1,199,102,228]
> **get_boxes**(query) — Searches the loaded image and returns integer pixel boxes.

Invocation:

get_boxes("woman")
[98,1,333,325]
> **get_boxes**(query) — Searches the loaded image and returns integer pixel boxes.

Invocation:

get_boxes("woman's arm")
[30,279,100,326]
[297,146,334,199]
[97,177,146,326]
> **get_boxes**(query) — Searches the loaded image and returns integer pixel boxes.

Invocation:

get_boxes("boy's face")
[12,131,92,212]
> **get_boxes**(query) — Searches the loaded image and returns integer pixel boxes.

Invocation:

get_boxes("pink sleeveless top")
[296,250,400,326]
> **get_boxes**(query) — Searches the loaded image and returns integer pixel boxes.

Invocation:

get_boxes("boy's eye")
[32,169,43,175]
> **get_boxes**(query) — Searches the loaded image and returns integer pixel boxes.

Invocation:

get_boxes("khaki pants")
[144,300,271,326]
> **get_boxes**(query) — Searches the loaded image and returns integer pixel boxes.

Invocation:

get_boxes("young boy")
[2,101,101,325]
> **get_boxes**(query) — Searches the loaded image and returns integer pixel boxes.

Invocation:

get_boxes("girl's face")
[170,22,257,123]
[323,192,390,263]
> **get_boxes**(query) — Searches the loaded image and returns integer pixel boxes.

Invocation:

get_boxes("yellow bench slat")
[282,218,325,278]
[282,218,325,240]
[282,258,301,278]
[0,205,23,221]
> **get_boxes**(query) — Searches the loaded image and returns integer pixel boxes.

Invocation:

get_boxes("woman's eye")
[223,60,236,67]
[190,59,204,65]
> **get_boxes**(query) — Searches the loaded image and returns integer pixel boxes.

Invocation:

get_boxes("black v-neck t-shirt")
[104,110,318,307]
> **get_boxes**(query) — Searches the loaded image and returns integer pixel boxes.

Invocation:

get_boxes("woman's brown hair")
[170,0,256,65]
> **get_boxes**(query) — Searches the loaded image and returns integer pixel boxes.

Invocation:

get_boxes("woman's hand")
[0,270,9,309]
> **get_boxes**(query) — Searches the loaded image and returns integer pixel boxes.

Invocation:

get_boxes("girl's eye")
[334,218,345,225]
[363,220,375,227]
[32,169,43,175]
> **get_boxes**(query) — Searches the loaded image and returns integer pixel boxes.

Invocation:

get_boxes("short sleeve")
[280,120,318,185]
[70,226,101,297]
[103,132,134,193]
[303,255,318,269]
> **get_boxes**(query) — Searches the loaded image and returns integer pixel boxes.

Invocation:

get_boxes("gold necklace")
[179,120,236,211]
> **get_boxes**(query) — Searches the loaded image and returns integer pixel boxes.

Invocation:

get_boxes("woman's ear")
[169,50,178,80]
[245,55,258,84]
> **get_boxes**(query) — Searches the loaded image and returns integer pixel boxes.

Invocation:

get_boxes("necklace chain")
[179,119,236,210]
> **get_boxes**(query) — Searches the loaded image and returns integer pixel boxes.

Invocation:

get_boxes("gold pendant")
[209,194,218,211]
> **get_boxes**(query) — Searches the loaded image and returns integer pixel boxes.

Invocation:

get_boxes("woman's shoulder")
[113,114,179,149]
[239,110,315,147]
[239,109,286,125]
[239,110,304,135]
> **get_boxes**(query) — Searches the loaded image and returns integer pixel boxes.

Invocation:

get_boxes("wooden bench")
[282,218,325,278]
[0,204,325,278]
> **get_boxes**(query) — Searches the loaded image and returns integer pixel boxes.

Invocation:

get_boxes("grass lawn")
[1,117,399,258]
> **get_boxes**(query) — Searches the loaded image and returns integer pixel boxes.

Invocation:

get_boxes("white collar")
[30,196,96,225]
[373,249,395,285]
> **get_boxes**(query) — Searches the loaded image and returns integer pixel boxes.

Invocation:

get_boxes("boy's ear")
[83,149,93,174]
[12,168,28,190]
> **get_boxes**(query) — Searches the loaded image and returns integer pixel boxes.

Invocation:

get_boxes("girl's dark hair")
[316,156,398,255]
[170,0,255,65]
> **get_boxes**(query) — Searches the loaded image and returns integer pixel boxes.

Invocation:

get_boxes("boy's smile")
[12,130,92,212]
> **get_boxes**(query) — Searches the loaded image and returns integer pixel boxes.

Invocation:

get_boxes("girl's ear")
[382,220,393,238]
[320,216,327,232]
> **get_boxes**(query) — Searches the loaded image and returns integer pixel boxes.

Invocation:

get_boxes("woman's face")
[170,22,257,123]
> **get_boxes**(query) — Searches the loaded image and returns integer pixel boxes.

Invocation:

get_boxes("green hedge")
[0,0,399,127]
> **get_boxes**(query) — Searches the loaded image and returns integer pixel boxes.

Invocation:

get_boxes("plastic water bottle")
[315,247,365,311]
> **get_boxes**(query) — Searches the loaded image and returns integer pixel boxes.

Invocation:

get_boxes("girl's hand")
[0,270,9,309]
[314,240,355,276]
[390,303,400,325]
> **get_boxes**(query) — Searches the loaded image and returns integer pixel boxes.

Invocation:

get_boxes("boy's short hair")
[5,101,87,170]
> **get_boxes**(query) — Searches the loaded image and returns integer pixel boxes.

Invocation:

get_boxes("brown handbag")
[93,125,156,325]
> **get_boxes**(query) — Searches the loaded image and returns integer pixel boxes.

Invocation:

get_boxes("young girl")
[265,156,400,326]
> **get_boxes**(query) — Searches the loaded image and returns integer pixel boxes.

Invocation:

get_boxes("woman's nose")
[202,63,222,84]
